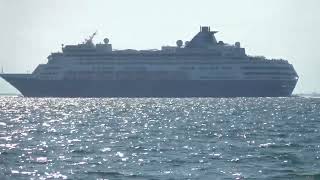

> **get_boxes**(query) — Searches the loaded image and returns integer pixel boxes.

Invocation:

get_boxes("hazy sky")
[0,0,319,94]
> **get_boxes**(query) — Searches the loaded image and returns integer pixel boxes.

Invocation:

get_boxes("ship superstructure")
[0,26,298,97]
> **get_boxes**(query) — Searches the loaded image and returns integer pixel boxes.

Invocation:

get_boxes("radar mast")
[84,31,97,45]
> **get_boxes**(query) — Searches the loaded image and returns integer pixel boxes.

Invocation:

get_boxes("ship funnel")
[201,26,210,32]
[186,26,218,48]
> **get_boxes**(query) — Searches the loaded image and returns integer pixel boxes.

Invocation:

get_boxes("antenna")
[89,31,97,41]
[85,31,98,45]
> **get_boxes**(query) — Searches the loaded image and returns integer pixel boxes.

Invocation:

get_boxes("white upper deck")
[29,26,298,81]
[57,26,245,58]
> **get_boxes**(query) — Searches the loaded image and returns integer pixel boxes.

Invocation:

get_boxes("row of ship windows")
[199,76,294,80]
[41,67,233,72]
[244,72,296,75]
[40,72,57,75]
[66,56,234,61]
[63,53,227,57]
[43,66,291,71]
[241,66,291,70]
[72,57,248,61]
[48,59,290,66]
[64,71,186,74]
[62,71,189,80]
[53,57,247,62]
[75,61,287,65]
[200,76,236,79]
[49,60,288,65]
[244,76,297,80]
[75,60,247,63]
[54,54,284,60]
[40,71,295,76]
[44,67,61,70]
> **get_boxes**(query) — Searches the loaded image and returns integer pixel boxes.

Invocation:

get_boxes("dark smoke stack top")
[201,26,210,32]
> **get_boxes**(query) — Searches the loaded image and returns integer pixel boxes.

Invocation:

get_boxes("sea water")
[0,97,319,179]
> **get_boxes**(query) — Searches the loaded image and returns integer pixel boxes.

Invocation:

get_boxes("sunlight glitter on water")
[0,97,320,179]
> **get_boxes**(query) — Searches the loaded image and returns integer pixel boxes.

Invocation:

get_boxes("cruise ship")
[0,26,298,97]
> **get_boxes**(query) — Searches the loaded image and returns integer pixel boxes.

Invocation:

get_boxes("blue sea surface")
[0,97,320,179]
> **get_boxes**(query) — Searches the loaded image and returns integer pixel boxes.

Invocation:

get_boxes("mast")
[85,31,97,45]
[88,31,97,42]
